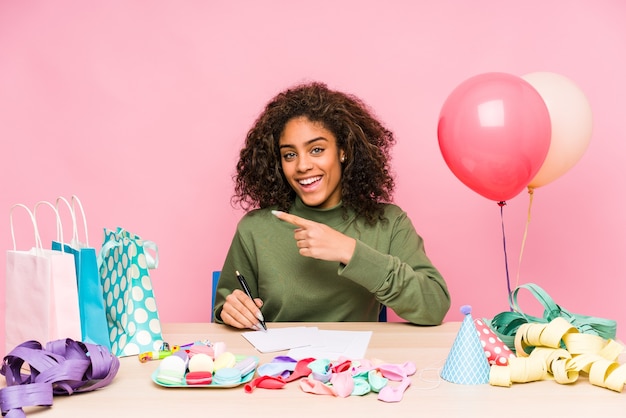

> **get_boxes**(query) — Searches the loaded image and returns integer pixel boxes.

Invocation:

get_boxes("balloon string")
[516,187,534,289]
[497,200,512,310]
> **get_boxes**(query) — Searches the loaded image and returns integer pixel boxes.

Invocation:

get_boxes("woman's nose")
[296,156,313,172]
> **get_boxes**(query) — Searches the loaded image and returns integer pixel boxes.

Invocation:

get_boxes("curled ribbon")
[1,339,120,417]
[489,317,626,392]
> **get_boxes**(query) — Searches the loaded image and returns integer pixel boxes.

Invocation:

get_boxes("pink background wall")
[1,1,625,356]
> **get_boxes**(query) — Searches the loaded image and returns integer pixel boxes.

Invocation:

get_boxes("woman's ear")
[340,151,346,163]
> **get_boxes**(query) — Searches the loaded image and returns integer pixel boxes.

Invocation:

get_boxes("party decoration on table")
[440,305,491,385]
[489,317,626,393]
[139,339,216,363]
[484,283,617,352]
[521,72,593,190]
[0,338,120,418]
[474,318,515,366]
[437,72,551,202]
[246,355,416,403]
[98,227,163,357]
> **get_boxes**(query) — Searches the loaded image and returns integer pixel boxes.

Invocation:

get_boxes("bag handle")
[143,240,159,269]
[55,195,90,248]
[97,228,159,270]
[114,227,159,269]
[9,203,43,251]
[71,195,90,246]
[33,200,66,247]
[55,196,78,246]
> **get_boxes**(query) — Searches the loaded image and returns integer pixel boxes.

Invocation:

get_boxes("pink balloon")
[437,72,552,201]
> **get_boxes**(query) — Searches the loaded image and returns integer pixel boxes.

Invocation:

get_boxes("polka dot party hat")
[474,318,515,366]
[440,305,491,385]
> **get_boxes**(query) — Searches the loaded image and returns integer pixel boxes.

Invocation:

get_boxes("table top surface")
[3,321,625,417]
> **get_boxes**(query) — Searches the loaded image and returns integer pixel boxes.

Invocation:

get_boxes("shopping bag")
[53,196,111,349]
[98,227,163,357]
[5,203,81,353]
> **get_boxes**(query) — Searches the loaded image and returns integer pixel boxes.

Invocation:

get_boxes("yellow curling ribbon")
[490,317,626,392]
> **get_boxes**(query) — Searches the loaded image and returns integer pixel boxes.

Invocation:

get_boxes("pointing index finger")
[271,210,309,228]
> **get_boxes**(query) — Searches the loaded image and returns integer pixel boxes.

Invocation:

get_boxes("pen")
[235,270,267,331]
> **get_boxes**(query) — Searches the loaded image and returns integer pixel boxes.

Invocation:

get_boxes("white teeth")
[299,176,321,185]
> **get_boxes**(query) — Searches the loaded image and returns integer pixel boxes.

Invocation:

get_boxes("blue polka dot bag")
[97,227,164,357]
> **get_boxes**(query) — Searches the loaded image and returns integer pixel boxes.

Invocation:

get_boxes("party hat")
[440,305,491,384]
[474,318,516,366]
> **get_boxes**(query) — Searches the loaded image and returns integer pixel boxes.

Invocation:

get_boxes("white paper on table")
[241,326,319,353]
[287,330,373,360]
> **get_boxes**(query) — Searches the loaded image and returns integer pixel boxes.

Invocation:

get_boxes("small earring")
[341,156,346,163]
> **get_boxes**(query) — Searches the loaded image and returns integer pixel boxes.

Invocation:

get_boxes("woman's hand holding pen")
[221,289,265,331]
[272,210,356,265]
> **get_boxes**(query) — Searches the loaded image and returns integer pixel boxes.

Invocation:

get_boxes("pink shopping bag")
[4,203,81,353]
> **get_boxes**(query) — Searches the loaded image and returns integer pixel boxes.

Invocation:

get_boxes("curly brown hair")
[233,81,396,225]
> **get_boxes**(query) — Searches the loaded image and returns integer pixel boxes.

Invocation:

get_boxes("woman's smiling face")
[279,116,345,209]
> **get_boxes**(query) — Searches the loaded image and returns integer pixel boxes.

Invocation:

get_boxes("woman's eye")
[283,152,296,160]
[311,147,324,155]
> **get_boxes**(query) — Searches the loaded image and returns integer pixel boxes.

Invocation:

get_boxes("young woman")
[214,81,450,330]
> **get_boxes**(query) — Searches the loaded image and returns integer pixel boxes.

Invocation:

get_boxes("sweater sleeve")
[338,211,451,325]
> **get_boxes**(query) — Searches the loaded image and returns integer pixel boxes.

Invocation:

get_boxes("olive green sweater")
[214,198,450,325]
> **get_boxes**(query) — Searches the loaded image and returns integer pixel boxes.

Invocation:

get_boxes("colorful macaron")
[186,371,213,385]
[156,353,188,385]
[212,367,242,386]
[188,353,214,373]
[213,351,237,371]
[234,356,258,376]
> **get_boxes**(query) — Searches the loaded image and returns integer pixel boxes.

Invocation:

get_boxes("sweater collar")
[291,197,354,228]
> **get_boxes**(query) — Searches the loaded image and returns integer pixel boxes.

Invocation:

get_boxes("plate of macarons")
[152,350,259,388]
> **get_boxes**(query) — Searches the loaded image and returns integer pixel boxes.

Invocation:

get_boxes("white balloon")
[522,72,593,189]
